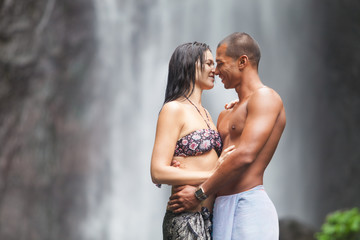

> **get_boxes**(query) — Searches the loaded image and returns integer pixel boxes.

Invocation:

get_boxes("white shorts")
[212,185,279,240]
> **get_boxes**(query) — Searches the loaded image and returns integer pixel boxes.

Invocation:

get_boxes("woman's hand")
[216,145,236,169]
[171,159,181,168]
[224,99,239,109]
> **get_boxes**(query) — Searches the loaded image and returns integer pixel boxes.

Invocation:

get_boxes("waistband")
[216,185,265,199]
[165,207,212,220]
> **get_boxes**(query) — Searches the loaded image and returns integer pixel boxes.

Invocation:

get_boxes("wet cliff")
[0,1,100,239]
[313,0,360,222]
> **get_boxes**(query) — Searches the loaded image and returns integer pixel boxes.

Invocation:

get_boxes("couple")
[151,32,286,239]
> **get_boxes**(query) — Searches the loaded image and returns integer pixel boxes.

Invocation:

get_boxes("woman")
[151,42,234,239]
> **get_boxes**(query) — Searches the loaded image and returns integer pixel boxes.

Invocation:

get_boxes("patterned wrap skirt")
[162,207,212,240]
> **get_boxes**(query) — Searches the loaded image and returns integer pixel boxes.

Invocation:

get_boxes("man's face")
[215,44,238,89]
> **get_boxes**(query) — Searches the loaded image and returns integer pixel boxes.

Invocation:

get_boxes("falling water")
[86,0,319,239]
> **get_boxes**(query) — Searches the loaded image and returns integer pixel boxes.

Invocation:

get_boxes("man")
[168,32,286,239]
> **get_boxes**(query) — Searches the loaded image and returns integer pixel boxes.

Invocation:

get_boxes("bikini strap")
[185,97,211,129]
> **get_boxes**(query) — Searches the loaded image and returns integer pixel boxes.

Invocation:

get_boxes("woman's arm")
[150,102,212,186]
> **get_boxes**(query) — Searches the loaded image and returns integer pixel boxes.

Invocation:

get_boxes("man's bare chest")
[218,103,248,142]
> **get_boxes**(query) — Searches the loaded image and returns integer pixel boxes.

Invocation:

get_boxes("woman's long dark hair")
[164,42,211,104]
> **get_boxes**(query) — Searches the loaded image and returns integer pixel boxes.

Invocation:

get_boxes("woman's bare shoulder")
[159,100,187,121]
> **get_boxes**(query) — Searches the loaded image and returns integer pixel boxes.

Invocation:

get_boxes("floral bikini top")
[174,129,222,157]
[174,98,223,157]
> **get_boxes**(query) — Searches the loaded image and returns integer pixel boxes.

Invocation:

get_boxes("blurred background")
[0,0,359,239]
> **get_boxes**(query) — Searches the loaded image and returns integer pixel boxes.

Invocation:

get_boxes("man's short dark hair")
[218,32,261,69]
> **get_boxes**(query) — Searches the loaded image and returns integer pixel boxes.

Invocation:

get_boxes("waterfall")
[87,0,319,239]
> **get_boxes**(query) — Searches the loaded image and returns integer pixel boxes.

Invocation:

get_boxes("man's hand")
[167,185,200,213]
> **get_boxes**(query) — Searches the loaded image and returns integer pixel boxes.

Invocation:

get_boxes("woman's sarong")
[162,207,212,240]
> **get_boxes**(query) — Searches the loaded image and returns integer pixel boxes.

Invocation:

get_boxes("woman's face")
[195,50,215,90]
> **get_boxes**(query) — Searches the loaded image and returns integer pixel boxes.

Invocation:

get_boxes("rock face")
[0,1,99,239]
[311,0,360,226]
[280,219,316,240]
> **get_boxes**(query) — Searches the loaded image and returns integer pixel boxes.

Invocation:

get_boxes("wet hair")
[164,42,211,104]
[218,32,261,69]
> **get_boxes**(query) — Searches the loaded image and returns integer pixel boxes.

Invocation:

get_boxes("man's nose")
[215,66,219,76]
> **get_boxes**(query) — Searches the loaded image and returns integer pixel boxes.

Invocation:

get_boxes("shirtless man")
[168,32,286,239]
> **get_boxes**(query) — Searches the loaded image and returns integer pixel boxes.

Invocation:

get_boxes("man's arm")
[169,89,284,212]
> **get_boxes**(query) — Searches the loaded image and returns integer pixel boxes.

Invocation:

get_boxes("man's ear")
[238,55,248,69]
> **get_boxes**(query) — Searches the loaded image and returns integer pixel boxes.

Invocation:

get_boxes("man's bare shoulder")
[250,87,283,107]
